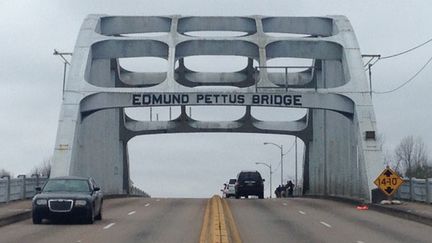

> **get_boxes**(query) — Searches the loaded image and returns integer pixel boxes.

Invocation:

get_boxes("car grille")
[48,199,73,212]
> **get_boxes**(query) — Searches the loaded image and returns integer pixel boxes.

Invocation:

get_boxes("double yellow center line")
[199,196,242,243]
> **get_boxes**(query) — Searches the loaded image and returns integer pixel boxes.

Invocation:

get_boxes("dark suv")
[235,171,265,199]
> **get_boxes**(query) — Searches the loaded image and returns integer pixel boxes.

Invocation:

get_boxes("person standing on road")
[275,185,282,198]
[286,180,294,197]
[281,183,287,198]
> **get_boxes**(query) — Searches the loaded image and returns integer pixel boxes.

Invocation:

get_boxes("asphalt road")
[0,198,206,243]
[228,197,432,243]
[0,197,431,243]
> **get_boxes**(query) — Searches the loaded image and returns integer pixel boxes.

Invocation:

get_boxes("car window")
[43,179,91,192]
[229,179,236,184]
[238,172,261,181]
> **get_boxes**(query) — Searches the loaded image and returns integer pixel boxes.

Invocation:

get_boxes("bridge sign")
[373,167,404,196]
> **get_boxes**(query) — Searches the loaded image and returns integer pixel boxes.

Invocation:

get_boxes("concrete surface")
[370,200,432,227]
[0,197,431,243]
[0,198,205,243]
[0,200,31,227]
[229,198,431,243]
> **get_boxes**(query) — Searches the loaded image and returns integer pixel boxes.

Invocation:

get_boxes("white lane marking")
[282,203,287,206]
[76,240,82,243]
[156,199,160,202]
[320,221,332,228]
[9,209,31,212]
[145,203,150,207]
[298,210,306,215]
[357,241,365,243]
[103,223,115,230]
[128,211,136,215]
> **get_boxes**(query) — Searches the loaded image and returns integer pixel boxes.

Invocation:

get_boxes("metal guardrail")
[0,176,48,203]
[394,178,432,203]
[0,177,150,203]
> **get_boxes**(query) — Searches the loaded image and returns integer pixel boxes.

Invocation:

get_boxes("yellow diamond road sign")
[374,167,404,196]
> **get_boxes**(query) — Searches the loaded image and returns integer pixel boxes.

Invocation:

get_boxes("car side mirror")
[35,187,42,193]
[93,187,100,192]
[224,183,227,186]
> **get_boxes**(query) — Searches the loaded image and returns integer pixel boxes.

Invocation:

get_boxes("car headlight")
[35,199,48,205]
[75,200,87,206]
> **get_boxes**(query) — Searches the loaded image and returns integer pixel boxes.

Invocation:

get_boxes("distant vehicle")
[235,171,265,199]
[32,176,103,224]
[222,184,228,197]
[223,179,237,198]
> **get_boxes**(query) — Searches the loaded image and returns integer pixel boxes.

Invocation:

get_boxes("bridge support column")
[51,105,129,195]
[306,109,367,199]
[73,109,128,194]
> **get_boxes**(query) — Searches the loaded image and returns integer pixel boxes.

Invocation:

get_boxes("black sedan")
[32,176,103,224]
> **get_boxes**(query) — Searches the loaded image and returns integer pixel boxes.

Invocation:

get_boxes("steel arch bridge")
[51,15,383,201]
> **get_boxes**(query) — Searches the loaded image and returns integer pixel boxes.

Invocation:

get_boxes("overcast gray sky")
[1,0,431,198]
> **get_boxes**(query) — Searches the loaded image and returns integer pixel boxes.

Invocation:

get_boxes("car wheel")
[259,192,264,199]
[32,213,42,224]
[86,208,95,224]
[95,203,103,220]
[235,194,240,199]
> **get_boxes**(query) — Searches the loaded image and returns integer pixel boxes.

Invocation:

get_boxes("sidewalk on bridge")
[370,200,432,226]
[0,200,32,227]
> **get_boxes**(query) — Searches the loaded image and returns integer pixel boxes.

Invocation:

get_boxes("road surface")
[0,198,205,243]
[0,197,430,243]
[229,197,431,243]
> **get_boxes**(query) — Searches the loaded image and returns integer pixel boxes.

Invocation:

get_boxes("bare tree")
[383,149,402,174]
[31,157,52,178]
[379,134,404,175]
[394,136,429,178]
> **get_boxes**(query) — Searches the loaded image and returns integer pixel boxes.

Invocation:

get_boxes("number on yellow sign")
[380,178,398,185]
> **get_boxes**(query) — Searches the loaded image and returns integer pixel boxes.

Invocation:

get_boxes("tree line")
[389,135,432,179]
[0,157,51,178]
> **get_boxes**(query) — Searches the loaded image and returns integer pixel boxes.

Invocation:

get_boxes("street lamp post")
[295,137,298,195]
[53,49,72,99]
[264,142,284,186]
[256,162,272,198]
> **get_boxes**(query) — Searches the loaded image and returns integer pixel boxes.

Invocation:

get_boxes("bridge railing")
[0,176,150,203]
[394,178,432,203]
[129,185,150,197]
[0,176,48,203]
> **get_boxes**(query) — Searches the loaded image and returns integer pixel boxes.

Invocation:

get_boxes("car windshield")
[239,172,261,181]
[43,179,90,192]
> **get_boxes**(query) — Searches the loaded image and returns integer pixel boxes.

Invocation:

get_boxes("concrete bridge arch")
[51,15,383,201]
